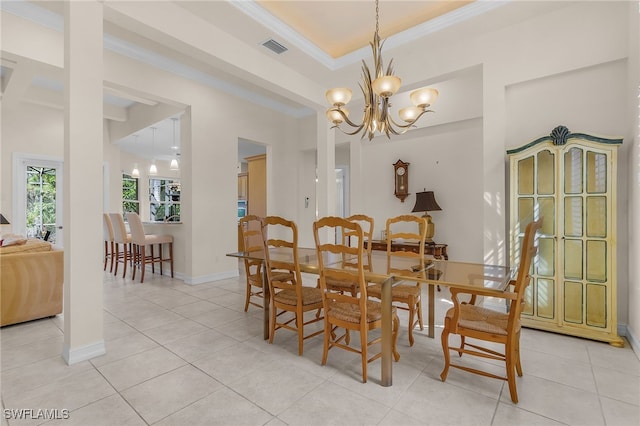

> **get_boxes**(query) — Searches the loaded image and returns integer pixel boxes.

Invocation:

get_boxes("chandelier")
[325,0,439,141]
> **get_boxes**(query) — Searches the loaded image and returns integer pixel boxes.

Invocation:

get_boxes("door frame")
[12,153,64,246]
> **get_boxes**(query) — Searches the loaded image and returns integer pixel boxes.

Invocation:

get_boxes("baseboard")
[183,269,239,285]
[623,325,640,360]
[62,340,106,365]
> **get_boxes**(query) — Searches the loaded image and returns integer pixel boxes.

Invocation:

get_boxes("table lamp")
[411,190,441,242]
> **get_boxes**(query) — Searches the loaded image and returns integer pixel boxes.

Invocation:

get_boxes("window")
[122,174,139,215]
[149,178,180,222]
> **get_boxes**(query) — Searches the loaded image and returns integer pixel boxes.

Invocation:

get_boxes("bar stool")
[109,213,132,278]
[103,213,115,272]
[126,212,173,283]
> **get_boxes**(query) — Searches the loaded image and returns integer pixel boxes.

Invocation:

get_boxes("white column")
[63,0,105,364]
[316,113,336,216]
[316,112,336,241]
[482,63,507,266]
[349,138,363,214]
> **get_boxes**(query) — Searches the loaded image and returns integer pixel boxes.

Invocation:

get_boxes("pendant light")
[131,135,140,177]
[169,118,179,171]
[149,127,158,176]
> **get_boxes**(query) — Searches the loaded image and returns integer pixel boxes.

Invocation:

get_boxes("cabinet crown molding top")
[507,126,623,155]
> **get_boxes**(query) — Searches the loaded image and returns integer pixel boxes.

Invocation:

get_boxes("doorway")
[13,154,64,246]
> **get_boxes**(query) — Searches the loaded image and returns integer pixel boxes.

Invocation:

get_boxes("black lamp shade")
[0,214,9,225]
[412,191,441,213]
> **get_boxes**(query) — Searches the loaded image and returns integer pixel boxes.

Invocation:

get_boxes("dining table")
[227,246,515,387]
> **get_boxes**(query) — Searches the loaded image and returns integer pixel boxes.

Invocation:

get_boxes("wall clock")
[393,159,409,202]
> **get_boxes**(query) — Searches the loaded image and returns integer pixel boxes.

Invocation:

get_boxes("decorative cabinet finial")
[550,125,570,145]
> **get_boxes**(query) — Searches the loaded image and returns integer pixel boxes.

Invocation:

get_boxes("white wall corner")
[623,325,640,361]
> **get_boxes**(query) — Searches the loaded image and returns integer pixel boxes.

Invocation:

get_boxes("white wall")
[359,119,484,263]
[1,102,64,229]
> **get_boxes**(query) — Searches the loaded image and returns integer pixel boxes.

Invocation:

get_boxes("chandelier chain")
[375,0,379,36]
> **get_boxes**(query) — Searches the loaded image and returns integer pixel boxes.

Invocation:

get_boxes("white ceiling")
[1,0,567,161]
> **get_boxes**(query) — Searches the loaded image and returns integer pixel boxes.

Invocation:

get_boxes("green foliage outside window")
[122,174,139,215]
[26,166,57,241]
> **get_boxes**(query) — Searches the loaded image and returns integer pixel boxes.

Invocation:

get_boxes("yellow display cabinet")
[507,126,623,346]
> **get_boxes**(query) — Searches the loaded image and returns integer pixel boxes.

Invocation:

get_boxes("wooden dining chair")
[261,216,324,355]
[324,214,375,297]
[103,213,115,272]
[313,216,400,383]
[238,215,264,311]
[367,214,428,346]
[126,212,174,283]
[440,218,543,403]
[108,213,132,278]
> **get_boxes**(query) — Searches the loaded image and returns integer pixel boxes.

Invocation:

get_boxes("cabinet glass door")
[561,146,609,329]
[514,150,556,320]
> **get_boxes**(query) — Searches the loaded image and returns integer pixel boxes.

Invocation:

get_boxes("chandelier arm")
[388,109,435,131]
[333,124,366,136]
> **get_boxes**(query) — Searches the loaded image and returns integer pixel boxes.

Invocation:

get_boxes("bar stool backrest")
[126,212,146,245]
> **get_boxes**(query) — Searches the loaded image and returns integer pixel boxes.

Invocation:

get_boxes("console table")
[365,240,448,260]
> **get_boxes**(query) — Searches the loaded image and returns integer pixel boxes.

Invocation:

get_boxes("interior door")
[13,155,64,246]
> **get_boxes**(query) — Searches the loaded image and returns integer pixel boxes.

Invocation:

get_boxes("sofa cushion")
[0,238,52,255]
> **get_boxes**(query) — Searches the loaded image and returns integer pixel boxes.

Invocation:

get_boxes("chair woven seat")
[445,304,520,336]
[273,286,323,306]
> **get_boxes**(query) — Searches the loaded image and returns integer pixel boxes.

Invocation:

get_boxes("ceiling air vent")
[262,39,288,55]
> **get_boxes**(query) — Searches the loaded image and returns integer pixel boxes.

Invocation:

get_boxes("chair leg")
[113,244,119,276]
[297,308,304,356]
[140,245,146,283]
[440,318,451,382]
[515,331,523,377]
[360,328,368,383]
[269,303,277,344]
[109,241,115,272]
[122,243,128,279]
[158,244,163,276]
[150,245,155,274]
[506,339,519,403]
[131,244,137,281]
[321,321,331,366]
[459,336,466,357]
[244,281,251,312]
[417,296,424,330]
[408,303,416,347]
[169,242,174,278]
[104,241,108,271]
[393,313,401,362]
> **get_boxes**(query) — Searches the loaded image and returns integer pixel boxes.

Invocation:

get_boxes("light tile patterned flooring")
[1,269,639,425]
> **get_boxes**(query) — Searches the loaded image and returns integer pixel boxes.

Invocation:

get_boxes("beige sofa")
[1,239,63,327]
